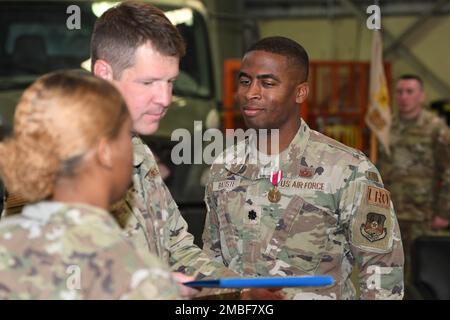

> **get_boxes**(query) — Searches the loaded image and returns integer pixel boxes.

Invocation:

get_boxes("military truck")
[0,0,225,244]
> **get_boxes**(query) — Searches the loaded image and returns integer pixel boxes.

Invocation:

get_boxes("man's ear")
[93,59,114,81]
[295,82,310,104]
[96,138,113,169]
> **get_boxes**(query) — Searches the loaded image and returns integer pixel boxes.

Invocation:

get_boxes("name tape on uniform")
[212,178,327,192]
[212,178,241,191]
[279,179,326,191]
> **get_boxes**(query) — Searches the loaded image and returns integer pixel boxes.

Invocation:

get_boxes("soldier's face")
[395,79,425,118]
[112,43,179,136]
[237,50,308,130]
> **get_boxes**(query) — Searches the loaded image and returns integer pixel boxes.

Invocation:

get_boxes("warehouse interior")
[0,0,449,301]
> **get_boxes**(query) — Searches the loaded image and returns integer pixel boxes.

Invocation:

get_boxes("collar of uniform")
[223,119,311,180]
[278,119,311,179]
[416,110,426,126]
[396,109,425,129]
[131,134,160,179]
[21,201,112,225]
[132,135,146,167]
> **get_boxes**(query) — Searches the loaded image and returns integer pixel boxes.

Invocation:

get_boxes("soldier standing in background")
[203,36,404,299]
[378,74,450,294]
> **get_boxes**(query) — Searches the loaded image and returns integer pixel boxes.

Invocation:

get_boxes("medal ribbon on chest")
[268,170,283,203]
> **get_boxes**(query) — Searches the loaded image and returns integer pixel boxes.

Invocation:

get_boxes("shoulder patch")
[351,184,393,253]
[366,185,390,208]
[360,212,388,242]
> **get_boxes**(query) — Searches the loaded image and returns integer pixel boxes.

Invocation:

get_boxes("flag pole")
[371,0,380,165]
[370,133,377,164]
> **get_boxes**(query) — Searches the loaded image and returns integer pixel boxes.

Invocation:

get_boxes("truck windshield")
[0,1,212,98]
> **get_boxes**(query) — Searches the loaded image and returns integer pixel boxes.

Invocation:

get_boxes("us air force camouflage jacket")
[0,202,179,299]
[378,109,450,222]
[203,120,404,299]
[111,136,237,279]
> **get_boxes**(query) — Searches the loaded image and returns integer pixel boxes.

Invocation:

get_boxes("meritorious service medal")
[268,170,283,203]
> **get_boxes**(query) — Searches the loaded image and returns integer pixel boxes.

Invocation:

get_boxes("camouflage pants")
[398,220,428,289]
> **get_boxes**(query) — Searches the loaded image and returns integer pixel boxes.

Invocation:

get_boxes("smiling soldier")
[202,36,404,300]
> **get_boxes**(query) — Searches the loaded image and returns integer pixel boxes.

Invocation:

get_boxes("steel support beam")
[339,0,450,96]
[384,0,450,56]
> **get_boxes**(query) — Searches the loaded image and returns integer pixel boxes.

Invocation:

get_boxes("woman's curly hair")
[0,70,129,202]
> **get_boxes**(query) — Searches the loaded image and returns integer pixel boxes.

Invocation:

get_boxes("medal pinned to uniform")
[268,170,283,203]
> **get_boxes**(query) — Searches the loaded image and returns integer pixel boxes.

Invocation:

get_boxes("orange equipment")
[223,59,391,155]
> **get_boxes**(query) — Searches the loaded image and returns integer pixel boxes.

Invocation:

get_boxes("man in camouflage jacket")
[203,36,404,299]
[91,2,238,284]
[378,74,450,289]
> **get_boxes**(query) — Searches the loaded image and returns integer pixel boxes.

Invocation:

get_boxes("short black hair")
[245,36,309,82]
[398,74,424,89]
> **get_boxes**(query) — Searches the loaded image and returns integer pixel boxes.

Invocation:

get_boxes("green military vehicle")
[0,0,224,244]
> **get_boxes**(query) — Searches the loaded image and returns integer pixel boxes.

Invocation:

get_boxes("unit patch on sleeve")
[360,212,387,242]
[351,183,393,253]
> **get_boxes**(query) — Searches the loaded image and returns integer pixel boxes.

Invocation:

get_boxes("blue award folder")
[184,275,334,288]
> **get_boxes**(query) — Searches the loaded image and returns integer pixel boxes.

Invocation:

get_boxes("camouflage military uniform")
[0,202,179,299]
[378,109,450,285]
[203,120,404,299]
[111,136,237,280]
